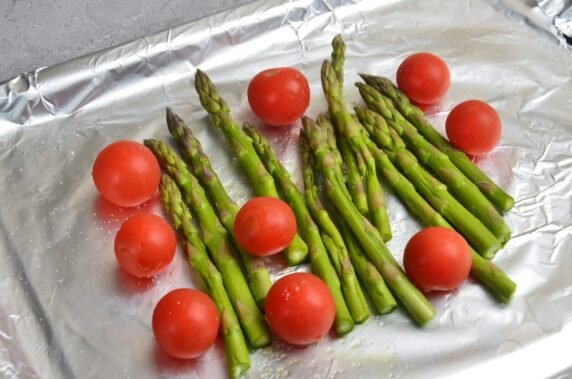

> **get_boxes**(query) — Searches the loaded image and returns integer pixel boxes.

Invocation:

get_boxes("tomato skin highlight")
[92,140,161,207]
[403,227,472,292]
[247,67,310,126]
[396,52,450,105]
[233,197,297,256]
[445,100,502,156]
[152,289,220,359]
[265,273,335,346]
[114,213,176,278]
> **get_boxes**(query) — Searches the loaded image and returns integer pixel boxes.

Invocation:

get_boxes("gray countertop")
[0,0,253,82]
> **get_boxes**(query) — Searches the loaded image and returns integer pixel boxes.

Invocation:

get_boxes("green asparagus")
[301,135,397,314]
[339,134,370,217]
[330,34,371,216]
[363,144,516,303]
[194,69,309,266]
[359,74,515,212]
[357,83,511,244]
[166,108,272,309]
[302,116,436,326]
[244,125,358,333]
[316,115,353,201]
[355,106,502,260]
[331,34,346,89]
[159,174,251,378]
[144,139,271,348]
[321,59,392,242]
[313,108,397,314]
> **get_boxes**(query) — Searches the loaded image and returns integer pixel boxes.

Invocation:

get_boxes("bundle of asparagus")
[300,34,515,319]
[144,138,271,348]
[355,75,516,247]
[159,174,251,378]
[165,109,272,309]
[354,106,516,303]
[328,34,514,302]
[244,124,360,334]
[194,70,309,266]
[355,103,502,259]
[327,36,392,242]
[300,134,397,315]
[358,74,515,213]
[357,79,512,247]
[301,115,436,326]
[143,33,517,377]
[339,39,515,302]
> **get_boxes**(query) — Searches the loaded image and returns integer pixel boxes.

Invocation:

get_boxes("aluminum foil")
[1,0,572,378]
[538,0,572,44]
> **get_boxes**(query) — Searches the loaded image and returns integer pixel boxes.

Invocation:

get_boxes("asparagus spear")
[343,112,514,301]
[331,34,346,88]
[144,139,271,348]
[353,103,509,296]
[194,69,308,266]
[243,125,358,333]
[329,35,390,240]
[363,143,516,303]
[330,34,370,216]
[301,135,397,314]
[166,108,272,309]
[315,107,396,313]
[359,74,515,212]
[317,115,353,201]
[159,174,250,378]
[357,83,511,245]
[318,111,369,216]
[321,113,343,162]
[302,116,436,326]
[355,106,502,259]
[339,132,370,217]
[321,60,392,241]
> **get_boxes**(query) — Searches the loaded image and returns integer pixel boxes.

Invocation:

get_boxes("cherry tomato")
[152,289,220,359]
[92,140,160,207]
[403,227,472,292]
[233,197,297,256]
[247,67,310,126]
[265,273,335,346]
[396,52,450,105]
[114,213,176,278]
[445,100,502,156]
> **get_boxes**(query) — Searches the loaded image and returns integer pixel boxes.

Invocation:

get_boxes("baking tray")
[1,0,572,378]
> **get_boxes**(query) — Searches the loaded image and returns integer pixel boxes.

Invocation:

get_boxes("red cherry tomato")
[233,197,297,256]
[265,273,335,346]
[152,289,220,359]
[92,140,160,207]
[445,100,502,156]
[397,52,450,105]
[403,227,472,292]
[247,67,310,126]
[114,213,176,278]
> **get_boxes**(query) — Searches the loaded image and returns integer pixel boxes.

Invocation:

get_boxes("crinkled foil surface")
[1,0,572,378]
[538,0,572,43]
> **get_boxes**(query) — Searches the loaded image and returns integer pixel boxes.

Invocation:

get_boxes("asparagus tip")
[166,107,185,137]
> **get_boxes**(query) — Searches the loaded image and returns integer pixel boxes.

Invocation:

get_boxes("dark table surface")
[0,0,253,82]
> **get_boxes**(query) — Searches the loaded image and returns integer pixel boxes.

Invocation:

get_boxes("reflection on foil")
[538,0,572,43]
[1,0,572,378]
